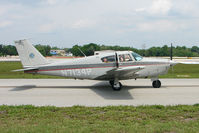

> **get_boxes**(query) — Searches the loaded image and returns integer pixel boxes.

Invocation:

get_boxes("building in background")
[65,52,73,56]
[50,50,66,56]
[50,50,73,56]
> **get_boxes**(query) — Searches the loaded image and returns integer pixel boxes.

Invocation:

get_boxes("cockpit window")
[132,52,143,61]
[101,55,115,63]
[119,54,132,62]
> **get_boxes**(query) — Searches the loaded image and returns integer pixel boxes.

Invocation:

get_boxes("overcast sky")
[0,0,199,48]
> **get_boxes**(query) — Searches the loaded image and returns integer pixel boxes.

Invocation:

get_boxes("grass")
[160,64,199,78]
[0,62,199,79]
[0,105,199,133]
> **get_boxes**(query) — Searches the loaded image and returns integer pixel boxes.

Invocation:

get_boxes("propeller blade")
[170,43,173,61]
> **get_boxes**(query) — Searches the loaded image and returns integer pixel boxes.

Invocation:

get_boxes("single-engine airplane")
[14,39,199,91]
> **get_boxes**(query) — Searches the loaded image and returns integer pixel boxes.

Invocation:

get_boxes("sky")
[0,0,199,48]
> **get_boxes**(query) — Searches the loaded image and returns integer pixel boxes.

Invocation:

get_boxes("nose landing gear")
[152,80,161,88]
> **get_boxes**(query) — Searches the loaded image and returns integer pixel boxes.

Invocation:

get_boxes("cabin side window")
[119,54,132,62]
[101,55,115,63]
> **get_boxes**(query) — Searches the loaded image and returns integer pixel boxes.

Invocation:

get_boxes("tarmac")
[0,79,199,107]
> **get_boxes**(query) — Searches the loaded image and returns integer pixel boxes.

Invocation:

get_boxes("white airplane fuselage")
[26,51,171,81]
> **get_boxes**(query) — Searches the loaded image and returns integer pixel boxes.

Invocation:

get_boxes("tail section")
[15,39,48,68]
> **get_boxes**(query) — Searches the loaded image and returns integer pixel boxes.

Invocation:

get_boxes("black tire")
[152,80,161,88]
[112,82,122,91]
[109,80,114,86]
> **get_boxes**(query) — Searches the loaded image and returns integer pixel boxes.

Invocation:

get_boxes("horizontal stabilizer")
[12,68,38,72]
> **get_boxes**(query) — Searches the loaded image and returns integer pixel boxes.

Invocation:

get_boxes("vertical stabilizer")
[15,39,48,68]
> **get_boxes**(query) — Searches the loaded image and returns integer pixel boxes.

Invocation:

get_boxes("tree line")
[0,43,199,57]
[0,44,51,57]
[69,44,199,57]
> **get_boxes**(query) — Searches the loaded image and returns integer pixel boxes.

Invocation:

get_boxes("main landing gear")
[109,80,122,91]
[152,80,161,88]
[109,78,161,90]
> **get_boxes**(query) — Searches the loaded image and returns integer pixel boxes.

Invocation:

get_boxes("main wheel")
[152,80,161,88]
[109,80,114,86]
[112,82,122,91]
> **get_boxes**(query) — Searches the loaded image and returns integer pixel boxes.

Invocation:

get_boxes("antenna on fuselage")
[78,47,87,57]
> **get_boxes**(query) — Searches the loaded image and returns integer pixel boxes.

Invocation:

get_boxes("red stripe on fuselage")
[25,63,169,73]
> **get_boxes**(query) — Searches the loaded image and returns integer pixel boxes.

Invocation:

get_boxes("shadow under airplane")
[9,81,199,100]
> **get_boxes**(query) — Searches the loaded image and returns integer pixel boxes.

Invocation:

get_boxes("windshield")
[132,52,143,61]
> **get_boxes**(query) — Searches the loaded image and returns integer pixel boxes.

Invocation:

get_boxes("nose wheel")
[152,80,161,88]
[109,80,122,91]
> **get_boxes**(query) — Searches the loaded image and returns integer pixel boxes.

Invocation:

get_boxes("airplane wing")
[107,66,145,79]
[95,65,145,80]
[115,66,145,73]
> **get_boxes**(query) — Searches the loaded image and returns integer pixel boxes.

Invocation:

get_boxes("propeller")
[170,43,174,72]
[169,43,199,66]
[170,43,173,61]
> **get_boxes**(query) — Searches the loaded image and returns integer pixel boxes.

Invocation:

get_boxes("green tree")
[82,43,100,56]
[70,45,82,56]
[191,46,199,54]
[35,44,51,56]
[0,45,17,56]
[0,45,3,56]
[51,46,60,50]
